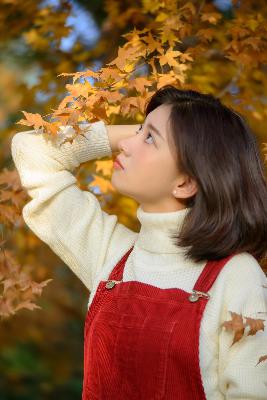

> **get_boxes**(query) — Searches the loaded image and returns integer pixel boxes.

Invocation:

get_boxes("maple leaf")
[179,1,196,16]
[16,111,47,131]
[58,69,99,83]
[256,354,267,366]
[95,160,114,177]
[89,174,116,194]
[0,168,23,192]
[197,28,216,43]
[0,295,16,317]
[221,311,266,347]
[0,204,20,226]
[200,12,222,25]
[14,300,42,312]
[157,48,184,68]
[56,95,75,111]
[244,316,265,336]
[221,311,246,345]
[142,31,163,55]
[28,279,53,296]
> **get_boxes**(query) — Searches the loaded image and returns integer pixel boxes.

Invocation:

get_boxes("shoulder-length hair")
[145,85,267,263]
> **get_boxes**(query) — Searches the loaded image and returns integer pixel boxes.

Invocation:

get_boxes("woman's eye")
[145,132,154,144]
[135,125,154,144]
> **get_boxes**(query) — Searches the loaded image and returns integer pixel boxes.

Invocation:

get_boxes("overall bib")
[82,245,235,400]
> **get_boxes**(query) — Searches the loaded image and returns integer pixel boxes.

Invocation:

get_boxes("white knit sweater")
[11,121,267,399]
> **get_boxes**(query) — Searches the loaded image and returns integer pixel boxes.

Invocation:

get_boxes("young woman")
[11,85,267,399]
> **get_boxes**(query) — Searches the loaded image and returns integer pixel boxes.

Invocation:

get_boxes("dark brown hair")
[145,85,267,263]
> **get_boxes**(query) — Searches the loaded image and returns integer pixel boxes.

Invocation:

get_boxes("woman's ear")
[173,176,198,199]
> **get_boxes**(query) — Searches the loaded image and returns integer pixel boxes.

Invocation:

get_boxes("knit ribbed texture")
[11,121,267,399]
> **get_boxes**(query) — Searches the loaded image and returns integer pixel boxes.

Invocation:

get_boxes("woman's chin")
[111,175,129,197]
[111,174,121,190]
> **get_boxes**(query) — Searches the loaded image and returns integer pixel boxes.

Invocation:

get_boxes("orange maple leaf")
[221,311,266,347]
[95,160,114,177]
[89,174,116,194]
[256,354,267,366]
[16,111,47,131]
[245,316,265,336]
[221,311,246,345]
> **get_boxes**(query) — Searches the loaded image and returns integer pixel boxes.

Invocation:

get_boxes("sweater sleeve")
[218,253,267,399]
[11,121,137,291]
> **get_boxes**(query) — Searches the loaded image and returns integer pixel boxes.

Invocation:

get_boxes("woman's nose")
[118,138,128,155]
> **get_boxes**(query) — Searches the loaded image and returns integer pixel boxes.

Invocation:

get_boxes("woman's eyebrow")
[146,123,164,140]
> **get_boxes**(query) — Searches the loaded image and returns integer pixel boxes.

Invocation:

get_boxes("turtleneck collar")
[135,205,191,255]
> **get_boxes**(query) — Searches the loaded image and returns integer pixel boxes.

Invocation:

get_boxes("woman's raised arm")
[11,121,138,292]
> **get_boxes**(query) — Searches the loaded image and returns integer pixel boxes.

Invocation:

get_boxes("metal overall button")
[105,280,122,289]
[188,290,210,302]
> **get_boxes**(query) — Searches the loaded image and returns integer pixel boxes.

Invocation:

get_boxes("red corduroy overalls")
[82,245,235,400]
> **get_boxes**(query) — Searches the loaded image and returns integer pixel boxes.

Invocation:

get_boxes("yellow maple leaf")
[95,160,114,176]
[89,175,116,194]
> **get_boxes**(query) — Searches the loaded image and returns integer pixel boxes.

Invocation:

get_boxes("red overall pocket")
[111,313,175,400]
[84,310,176,400]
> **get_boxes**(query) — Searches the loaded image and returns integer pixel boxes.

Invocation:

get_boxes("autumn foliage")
[1,0,267,381]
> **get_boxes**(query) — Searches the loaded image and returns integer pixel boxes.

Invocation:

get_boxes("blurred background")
[0,0,267,398]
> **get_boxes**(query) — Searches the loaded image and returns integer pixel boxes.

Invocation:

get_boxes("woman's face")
[111,103,197,212]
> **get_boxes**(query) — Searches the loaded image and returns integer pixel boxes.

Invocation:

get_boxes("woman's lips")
[114,157,124,169]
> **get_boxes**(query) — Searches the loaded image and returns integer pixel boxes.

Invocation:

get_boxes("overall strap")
[193,252,238,293]
[108,246,134,281]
